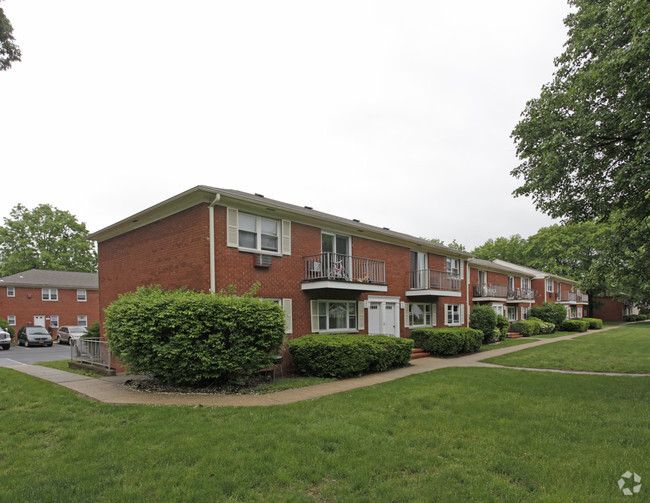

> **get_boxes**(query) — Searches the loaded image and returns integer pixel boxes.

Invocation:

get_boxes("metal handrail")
[303,253,386,284]
[409,269,461,291]
[473,283,508,298]
[507,288,535,300]
[70,337,111,369]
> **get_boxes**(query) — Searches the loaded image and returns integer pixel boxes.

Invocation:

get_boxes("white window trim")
[310,300,360,333]
[77,315,88,327]
[42,288,58,301]
[507,306,517,322]
[406,302,435,328]
[226,207,291,256]
[77,289,87,302]
[546,279,554,293]
[444,304,464,327]
[50,315,59,328]
[521,306,529,321]
[8,315,16,326]
[7,286,15,297]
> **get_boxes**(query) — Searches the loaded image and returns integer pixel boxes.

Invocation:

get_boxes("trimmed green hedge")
[510,317,555,337]
[581,317,603,329]
[624,314,648,322]
[469,305,498,343]
[104,286,285,386]
[410,328,483,356]
[287,334,413,378]
[561,319,589,332]
[530,302,567,327]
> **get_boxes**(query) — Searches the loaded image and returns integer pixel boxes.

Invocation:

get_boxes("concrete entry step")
[411,348,431,359]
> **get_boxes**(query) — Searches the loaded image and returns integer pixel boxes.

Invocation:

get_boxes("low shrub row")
[410,328,483,356]
[287,334,413,378]
[510,317,555,337]
[624,314,648,322]
[561,319,589,332]
[580,318,603,329]
[468,305,509,344]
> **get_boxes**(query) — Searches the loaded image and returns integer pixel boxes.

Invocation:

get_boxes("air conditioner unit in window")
[254,254,272,268]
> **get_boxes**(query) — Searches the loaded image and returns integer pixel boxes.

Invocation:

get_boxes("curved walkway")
[7,324,649,407]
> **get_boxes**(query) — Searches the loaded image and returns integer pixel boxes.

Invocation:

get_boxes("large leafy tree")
[0,204,97,276]
[511,0,649,302]
[471,235,528,264]
[0,0,21,71]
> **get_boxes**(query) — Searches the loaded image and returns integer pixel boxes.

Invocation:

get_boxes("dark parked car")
[57,325,88,344]
[17,326,53,347]
[0,329,10,350]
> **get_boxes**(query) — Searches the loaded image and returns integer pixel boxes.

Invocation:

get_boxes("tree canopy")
[510,0,649,302]
[0,0,21,71]
[0,204,97,276]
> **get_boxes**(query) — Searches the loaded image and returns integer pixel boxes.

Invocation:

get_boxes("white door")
[34,315,45,327]
[368,301,399,337]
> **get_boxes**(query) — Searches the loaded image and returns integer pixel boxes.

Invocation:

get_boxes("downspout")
[209,193,221,293]
[465,260,470,327]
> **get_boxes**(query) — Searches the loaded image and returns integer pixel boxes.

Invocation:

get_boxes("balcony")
[559,291,589,304]
[302,253,387,292]
[473,283,508,300]
[406,269,461,297]
[507,288,535,301]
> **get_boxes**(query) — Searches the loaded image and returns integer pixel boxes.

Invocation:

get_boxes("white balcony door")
[410,251,427,289]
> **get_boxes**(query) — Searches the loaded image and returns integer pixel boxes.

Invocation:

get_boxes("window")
[7,286,15,297]
[49,315,59,328]
[492,304,504,316]
[77,289,87,302]
[546,279,554,293]
[508,276,515,292]
[408,303,432,328]
[507,306,517,322]
[237,212,279,252]
[521,278,530,291]
[77,315,88,327]
[42,288,58,301]
[577,306,583,318]
[8,315,16,326]
[446,258,460,278]
[521,306,529,320]
[313,301,357,332]
[444,304,463,326]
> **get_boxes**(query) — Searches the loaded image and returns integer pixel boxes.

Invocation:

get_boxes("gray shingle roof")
[0,269,98,289]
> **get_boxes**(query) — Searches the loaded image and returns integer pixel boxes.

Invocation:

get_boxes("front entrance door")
[368,298,399,337]
[34,315,45,327]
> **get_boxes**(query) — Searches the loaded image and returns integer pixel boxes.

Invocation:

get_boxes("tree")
[0,0,21,71]
[428,238,467,252]
[511,0,649,302]
[471,234,527,264]
[0,204,97,276]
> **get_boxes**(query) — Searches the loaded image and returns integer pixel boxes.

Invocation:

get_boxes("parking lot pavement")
[0,342,72,366]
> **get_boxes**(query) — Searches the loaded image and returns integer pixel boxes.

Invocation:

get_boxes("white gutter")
[209,193,221,293]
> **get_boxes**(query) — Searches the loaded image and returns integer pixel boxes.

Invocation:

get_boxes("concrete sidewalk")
[7,326,647,407]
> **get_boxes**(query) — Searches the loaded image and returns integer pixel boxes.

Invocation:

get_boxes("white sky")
[1,1,571,250]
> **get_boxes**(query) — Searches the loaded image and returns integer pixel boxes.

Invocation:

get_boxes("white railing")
[409,269,461,292]
[70,338,111,369]
[303,253,386,284]
[507,288,535,300]
[473,283,508,298]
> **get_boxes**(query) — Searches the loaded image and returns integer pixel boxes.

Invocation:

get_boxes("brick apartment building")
[88,186,592,370]
[0,269,99,339]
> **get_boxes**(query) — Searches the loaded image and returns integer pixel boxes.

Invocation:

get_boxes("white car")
[57,325,88,344]
[0,329,10,350]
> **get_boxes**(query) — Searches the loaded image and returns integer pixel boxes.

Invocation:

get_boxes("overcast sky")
[1,1,571,250]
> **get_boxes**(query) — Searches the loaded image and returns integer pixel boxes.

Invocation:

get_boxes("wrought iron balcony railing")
[303,253,386,284]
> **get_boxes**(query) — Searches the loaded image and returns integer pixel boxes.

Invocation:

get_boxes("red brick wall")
[96,202,473,370]
[1,286,99,340]
[592,297,624,321]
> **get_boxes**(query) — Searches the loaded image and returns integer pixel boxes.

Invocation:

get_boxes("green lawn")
[478,337,539,352]
[35,359,104,378]
[1,364,648,502]
[483,323,650,373]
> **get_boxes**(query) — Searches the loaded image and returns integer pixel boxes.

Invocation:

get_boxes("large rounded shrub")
[469,305,498,343]
[530,301,567,328]
[104,286,285,385]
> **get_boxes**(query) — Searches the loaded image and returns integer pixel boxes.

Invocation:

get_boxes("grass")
[483,323,650,373]
[478,337,539,352]
[2,367,649,501]
[35,359,104,378]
